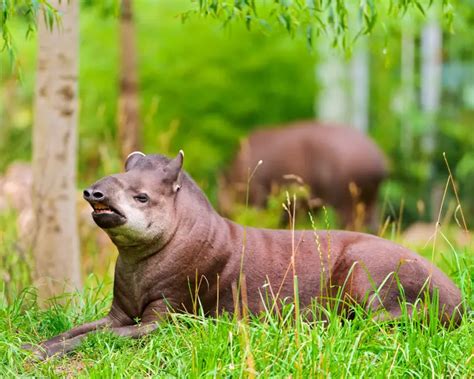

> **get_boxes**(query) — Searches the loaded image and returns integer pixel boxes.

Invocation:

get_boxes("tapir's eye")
[134,193,149,203]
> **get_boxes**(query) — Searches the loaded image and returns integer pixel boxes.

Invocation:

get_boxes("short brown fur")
[220,121,387,229]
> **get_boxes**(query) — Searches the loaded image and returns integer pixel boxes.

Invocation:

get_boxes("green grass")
[1,191,473,377]
[0,208,473,377]
[0,282,473,377]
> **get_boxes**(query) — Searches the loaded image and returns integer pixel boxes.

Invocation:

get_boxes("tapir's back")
[235,226,463,323]
[247,122,386,181]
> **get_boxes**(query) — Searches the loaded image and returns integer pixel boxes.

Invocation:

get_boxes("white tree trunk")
[421,18,442,221]
[350,38,369,133]
[420,20,442,156]
[400,18,416,157]
[315,42,349,124]
[32,0,81,301]
[316,38,369,133]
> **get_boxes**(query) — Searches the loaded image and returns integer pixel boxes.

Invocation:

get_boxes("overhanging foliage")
[187,0,454,48]
[1,0,455,60]
[0,0,59,61]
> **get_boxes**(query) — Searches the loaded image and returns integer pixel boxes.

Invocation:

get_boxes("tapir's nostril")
[83,189,105,201]
[92,190,104,200]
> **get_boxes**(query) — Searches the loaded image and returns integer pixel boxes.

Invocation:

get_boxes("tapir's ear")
[165,150,184,192]
[125,151,145,171]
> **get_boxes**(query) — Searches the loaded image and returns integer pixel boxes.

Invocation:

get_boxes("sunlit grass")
[0,280,472,377]
[0,208,32,307]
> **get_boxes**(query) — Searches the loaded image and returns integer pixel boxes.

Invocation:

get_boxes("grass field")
[1,281,473,377]
[0,209,473,377]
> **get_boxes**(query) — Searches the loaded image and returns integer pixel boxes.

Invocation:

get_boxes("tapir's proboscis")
[25,152,465,359]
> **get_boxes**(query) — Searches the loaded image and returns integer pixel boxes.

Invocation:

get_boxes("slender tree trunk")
[315,41,349,124]
[118,0,141,160]
[350,37,369,133]
[401,17,415,158]
[421,20,442,156]
[32,0,81,301]
[316,39,369,133]
[420,18,442,220]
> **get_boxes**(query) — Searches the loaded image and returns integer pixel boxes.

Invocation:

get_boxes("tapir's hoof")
[22,343,49,361]
[21,343,34,351]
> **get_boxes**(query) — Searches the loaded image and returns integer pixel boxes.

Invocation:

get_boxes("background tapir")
[25,152,463,359]
[219,122,388,230]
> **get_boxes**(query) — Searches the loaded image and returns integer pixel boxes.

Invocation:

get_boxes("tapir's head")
[83,151,184,248]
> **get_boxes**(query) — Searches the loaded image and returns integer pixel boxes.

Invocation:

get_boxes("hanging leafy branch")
[185,0,454,48]
[0,0,457,61]
[0,0,59,61]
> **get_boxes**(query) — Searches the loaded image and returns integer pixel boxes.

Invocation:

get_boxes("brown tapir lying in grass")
[219,122,388,230]
[25,151,464,359]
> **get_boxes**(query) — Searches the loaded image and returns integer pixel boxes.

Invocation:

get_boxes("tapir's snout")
[83,187,106,202]
[83,180,127,229]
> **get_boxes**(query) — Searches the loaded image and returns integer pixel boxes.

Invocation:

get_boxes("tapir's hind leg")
[334,251,431,323]
[340,254,464,327]
[364,289,419,322]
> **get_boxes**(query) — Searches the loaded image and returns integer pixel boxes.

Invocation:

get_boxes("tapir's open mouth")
[91,202,123,217]
[89,201,126,228]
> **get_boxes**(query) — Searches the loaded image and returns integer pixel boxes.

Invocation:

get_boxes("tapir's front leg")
[23,303,131,360]
[24,299,169,360]
[23,316,112,360]
[23,315,122,360]
[33,322,159,359]
[36,317,113,349]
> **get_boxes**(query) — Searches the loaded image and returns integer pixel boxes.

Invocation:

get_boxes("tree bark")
[118,0,141,160]
[316,38,369,133]
[32,0,81,301]
[400,17,416,158]
[421,18,442,220]
[350,38,369,133]
[421,20,442,156]
[315,43,349,124]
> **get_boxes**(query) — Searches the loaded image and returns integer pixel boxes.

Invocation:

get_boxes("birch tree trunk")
[315,41,349,124]
[316,38,369,133]
[118,0,141,160]
[350,38,369,133]
[32,0,81,301]
[421,20,442,156]
[420,18,442,220]
[400,17,416,158]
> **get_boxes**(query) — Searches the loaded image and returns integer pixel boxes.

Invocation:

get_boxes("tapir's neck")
[170,180,241,263]
[112,194,243,319]
[114,174,232,266]
[117,179,243,282]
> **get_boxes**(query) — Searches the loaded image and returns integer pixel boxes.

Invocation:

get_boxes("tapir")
[219,122,387,230]
[25,151,464,359]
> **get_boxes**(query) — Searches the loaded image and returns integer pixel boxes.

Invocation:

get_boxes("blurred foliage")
[367,2,474,224]
[0,208,32,307]
[1,1,456,59]
[192,0,456,50]
[0,0,473,226]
